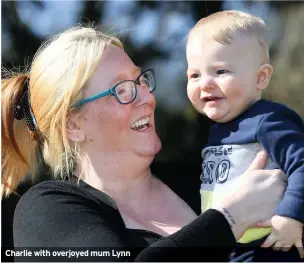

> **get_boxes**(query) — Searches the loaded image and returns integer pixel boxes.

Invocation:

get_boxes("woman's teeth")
[131,117,149,130]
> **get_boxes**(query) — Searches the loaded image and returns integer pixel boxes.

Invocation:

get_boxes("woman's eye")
[117,88,126,95]
[217,70,229,75]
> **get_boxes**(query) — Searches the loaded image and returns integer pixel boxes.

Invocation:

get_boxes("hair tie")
[14,78,38,131]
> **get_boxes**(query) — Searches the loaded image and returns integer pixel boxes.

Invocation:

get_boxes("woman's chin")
[134,138,162,158]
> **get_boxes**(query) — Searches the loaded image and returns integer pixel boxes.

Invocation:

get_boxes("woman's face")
[78,45,161,160]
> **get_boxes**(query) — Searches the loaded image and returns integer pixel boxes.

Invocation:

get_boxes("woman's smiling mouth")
[131,117,150,131]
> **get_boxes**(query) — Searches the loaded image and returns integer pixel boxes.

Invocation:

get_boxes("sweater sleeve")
[257,108,304,223]
[13,181,236,262]
[136,209,236,262]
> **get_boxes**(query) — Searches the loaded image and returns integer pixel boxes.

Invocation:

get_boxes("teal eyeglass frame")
[72,69,155,108]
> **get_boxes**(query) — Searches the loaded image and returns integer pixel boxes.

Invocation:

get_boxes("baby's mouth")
[204,97,222,102]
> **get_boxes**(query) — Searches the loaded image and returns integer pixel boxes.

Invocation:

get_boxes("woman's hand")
[214,150,287,240]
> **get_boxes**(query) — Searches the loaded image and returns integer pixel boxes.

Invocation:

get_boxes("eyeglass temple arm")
[72,89,112,108]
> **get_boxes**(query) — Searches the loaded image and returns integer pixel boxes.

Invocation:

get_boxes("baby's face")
[186,34,263,123]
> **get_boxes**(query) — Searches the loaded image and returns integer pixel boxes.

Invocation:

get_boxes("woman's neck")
[74,152,198,236]
[75,152,161,212]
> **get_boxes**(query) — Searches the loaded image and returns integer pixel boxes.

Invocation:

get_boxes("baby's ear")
[256,64,273,91]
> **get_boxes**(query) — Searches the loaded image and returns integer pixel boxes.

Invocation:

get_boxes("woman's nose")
[134,84,155,106]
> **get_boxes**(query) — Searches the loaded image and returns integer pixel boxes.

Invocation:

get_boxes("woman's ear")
[66,116,86,143]
[257,64,273,91]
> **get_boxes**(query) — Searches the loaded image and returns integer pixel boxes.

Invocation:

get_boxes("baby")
[186,10,304,260]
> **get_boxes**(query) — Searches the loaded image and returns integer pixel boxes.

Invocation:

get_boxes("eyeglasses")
[72,69,156,108]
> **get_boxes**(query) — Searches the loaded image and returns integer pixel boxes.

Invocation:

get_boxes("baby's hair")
[187,10,270,63]
[2,25,123,197]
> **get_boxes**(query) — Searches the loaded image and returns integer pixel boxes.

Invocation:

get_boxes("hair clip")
[14,79,38,131]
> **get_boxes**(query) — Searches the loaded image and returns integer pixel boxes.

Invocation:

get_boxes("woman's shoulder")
[14,178,121,226]
[18,178,85,195]
[13,179,125,247]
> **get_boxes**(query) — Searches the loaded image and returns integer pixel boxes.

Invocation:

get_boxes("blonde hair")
[187,10,270,63]
[2,25,123,197]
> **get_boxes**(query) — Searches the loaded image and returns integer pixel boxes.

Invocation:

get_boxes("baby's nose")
[200,76,216,91]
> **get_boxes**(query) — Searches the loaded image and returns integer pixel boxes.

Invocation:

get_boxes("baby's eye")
[190,73,200,79]
[217,70,229,75]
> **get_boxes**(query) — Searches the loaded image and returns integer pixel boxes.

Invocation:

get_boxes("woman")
[2,26,286,262]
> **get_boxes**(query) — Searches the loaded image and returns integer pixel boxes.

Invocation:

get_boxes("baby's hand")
[257,215,304,258]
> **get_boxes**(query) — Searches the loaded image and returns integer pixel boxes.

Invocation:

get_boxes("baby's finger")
[281,244,292,252]
[261,234,277,248]
[295,240,304,259]
[273,241,283,251]
[257,219,272,228]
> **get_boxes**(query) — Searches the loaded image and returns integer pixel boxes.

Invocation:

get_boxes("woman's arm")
[13,152,286,262]
[13,181,235,262]
[136,209,235,262]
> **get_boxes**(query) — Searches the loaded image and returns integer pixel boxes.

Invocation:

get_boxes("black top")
[13,172,236,262]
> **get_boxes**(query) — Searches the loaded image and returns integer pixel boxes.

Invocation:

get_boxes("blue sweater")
[203,99,304,224]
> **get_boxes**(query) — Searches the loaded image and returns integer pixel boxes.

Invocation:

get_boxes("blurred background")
[2,0,304,252]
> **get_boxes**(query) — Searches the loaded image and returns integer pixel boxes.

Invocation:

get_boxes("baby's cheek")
[229,80,245,95]
[225,87,251,117]
[187,85,199,102]
[226,87,243,105]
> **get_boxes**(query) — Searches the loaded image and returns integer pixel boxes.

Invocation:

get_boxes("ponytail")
[1,26,126,198]
[1,74,38,197]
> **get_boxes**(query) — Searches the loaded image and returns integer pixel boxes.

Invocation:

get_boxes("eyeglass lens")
[115,70,155,103]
